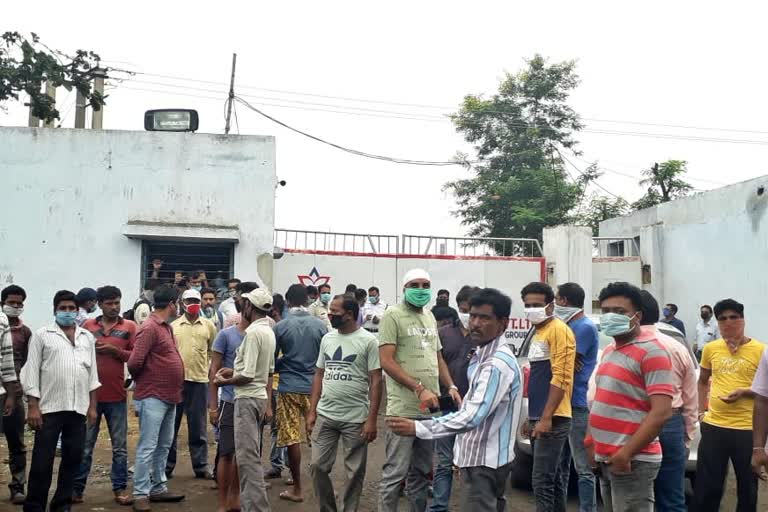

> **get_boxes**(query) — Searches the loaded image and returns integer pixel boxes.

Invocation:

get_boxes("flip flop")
[279,491,304,503]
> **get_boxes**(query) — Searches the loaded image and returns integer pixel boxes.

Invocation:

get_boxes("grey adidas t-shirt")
[316,328,381,423]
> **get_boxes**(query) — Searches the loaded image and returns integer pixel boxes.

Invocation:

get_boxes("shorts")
[276,392,311,447]
[218,401,236,457]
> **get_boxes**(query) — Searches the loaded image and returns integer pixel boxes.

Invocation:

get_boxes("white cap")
[242,288,273,312]
[181,289,202,301]
[403,268,431,287]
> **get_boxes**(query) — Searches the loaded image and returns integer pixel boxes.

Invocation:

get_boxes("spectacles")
[717,315,742,322]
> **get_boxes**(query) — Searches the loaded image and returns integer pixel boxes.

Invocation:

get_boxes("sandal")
[114,489,134,506]
[279,491,304,503]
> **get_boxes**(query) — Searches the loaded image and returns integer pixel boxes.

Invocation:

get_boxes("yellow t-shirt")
[527,318,576,419]
[171,315,217,383]
[702,338,765,430]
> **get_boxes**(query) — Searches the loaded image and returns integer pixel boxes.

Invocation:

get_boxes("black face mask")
[235,300,243,314]
[436,298,449,307]
[329,314,345,329]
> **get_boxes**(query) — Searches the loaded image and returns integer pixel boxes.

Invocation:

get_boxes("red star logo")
[298,267,330,287]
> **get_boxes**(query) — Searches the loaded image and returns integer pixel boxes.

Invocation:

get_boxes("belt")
[671,407,684,415]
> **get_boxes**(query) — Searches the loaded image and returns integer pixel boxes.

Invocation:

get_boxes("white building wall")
[1,127,276,328]
[542,226,594,314]
[272,251,545,353]
[599,175,768,338]
[591,258,642,302]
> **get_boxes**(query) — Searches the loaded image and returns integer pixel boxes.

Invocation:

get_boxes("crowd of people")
[1,268,768,512]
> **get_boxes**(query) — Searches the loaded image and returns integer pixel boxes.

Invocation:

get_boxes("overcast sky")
[5,1,768,240]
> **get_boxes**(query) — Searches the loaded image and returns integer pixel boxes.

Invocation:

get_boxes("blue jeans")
[429,435,456,512]
[655,413,687,512]
[73,401,129,495]
[559,406,596,512]
[530,417,571,512]
[133,398,176,499]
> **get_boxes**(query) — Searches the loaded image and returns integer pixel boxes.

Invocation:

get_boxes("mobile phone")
[438,395,458,414]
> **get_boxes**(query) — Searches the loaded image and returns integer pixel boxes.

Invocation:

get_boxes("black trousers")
[2,393,27,495]
[694,422,758,512]
[24,411,86,512]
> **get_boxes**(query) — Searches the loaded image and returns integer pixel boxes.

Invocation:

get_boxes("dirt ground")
[0,408,764,511]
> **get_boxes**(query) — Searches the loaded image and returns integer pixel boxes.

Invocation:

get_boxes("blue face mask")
[320,293,331,304]
[368,296,379,304]
[662,308,672,317]
[600,312,637,337]
[56,311,78,327]
[192,286,202,292]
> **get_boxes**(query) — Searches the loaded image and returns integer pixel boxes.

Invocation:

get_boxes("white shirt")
[219,297,238,322]
[414,337,522,469]
[362,301,388,331]
[695,319,720,348]
[20,323,101,416]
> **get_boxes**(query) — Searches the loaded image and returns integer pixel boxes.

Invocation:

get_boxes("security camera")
[278,180,287,187]
[273,246,285,260]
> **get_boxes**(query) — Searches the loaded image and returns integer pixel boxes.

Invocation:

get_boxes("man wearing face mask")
[378,269,461,512]
[429,285,479,512]
[694,304,719,360]
[587,282,674,512]
[219,278,242,324]
[1,285,30,504]
[201,288,224,331]
[520,282,576,512]
[661,303,686,337]
[553,283,598,512]
[435,290,450,308]
[75,287,101,327]
[387,288,522,511]
[21,290,100,512]
[309,284,333,330]
[362,286,388,334]
[695,299,764,512]
[167,289,217,480]
[306,294,382,512]
[128,284,186,510]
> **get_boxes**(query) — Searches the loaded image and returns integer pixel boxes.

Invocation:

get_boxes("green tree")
[577,194,630,236]
[632,160,693,210]
[445,55,586,242]
[1,32,106,123]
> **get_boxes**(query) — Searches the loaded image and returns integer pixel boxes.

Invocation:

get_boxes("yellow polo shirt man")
[167,288,218,478]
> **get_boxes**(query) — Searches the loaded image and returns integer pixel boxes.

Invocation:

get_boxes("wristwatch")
[414,382,426,398]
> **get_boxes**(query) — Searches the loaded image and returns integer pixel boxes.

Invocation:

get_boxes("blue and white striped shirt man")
[414,336,522,469]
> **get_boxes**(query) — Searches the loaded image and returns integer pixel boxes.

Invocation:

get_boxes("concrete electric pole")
[224,53,237,135]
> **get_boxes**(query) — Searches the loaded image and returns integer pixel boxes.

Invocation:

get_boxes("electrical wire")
[555,148,624,200]
[235,96,469,166]
[114,69,768,137]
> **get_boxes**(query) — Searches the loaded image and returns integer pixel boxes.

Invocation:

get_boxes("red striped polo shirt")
[589,329,674,462]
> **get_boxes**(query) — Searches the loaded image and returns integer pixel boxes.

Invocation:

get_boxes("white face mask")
[458,312,470,330]
[525,306,551,325]
[2,305,23,318]
[554,304,581,322]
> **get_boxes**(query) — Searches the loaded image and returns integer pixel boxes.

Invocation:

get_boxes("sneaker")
[194,470,214,480]
[264,469,282,480]
[149,492,185,503]
[132,497,150,512]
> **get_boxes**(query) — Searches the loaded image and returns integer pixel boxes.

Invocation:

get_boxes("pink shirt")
[641,326,698,441]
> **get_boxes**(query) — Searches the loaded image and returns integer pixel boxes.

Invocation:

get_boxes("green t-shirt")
[378,303,441,418]
[316,328,381,423]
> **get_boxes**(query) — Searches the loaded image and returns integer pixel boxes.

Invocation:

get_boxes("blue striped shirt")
[414,336,522,469]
